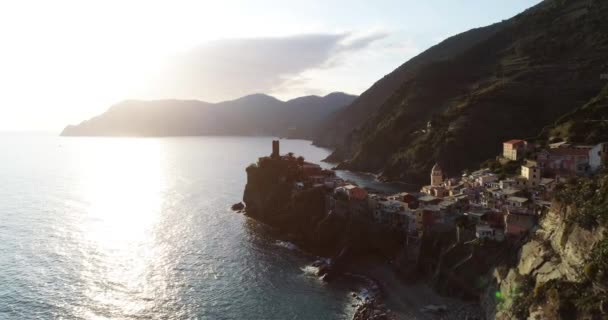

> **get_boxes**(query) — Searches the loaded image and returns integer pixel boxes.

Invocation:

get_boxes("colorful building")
[520,161,541,188]
[503,139,527,161]
[335,184,368,201]
[537,147,590,176]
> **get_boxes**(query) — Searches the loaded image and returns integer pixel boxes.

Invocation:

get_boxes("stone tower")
[272,140,280,158]
[431,163,443,186]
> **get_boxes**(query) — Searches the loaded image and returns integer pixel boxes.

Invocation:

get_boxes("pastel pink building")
[537,147,590,176]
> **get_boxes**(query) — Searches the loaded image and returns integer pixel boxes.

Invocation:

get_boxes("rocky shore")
[240,156,484,319]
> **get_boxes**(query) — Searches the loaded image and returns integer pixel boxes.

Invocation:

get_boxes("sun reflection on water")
[72,138,169,318]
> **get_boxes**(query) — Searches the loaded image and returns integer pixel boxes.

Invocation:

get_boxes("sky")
[0,0,541,132]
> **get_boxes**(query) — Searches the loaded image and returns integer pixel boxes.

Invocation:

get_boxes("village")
[260,138,607,261]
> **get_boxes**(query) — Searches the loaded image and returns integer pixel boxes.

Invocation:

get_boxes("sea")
[0,134,408,320]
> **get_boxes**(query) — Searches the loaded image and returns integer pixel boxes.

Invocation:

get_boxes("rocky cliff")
[243,160,403,267]
[401,173,608,319]
[481,204,607,319]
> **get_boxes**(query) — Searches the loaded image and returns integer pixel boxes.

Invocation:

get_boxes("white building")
[476,224,505,241]
[476,174,498,187]
[589,142,608,173]
[507,196,530,209]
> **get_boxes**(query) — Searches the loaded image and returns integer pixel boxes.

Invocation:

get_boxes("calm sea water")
[0,135,373,320]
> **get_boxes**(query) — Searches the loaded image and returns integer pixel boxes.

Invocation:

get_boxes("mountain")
[316,0,608,184]
[314,20,508,149]
[541,83,608,145]
[61,92,357,138]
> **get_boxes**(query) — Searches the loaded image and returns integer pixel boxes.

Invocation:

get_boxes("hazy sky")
[0,0,541,132]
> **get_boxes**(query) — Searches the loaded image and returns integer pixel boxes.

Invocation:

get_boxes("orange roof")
[503,139,525,145]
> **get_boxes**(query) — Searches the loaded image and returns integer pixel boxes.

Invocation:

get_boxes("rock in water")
[231,202,245,211]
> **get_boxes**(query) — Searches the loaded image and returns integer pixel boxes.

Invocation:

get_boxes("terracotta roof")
[503,139,525,145]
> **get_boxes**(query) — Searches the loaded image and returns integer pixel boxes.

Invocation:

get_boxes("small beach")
[347,258,482,320]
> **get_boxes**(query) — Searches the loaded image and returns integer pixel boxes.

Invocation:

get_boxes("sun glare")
[72,138,169,316]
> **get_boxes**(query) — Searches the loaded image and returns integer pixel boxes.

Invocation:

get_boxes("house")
[520,161,541,188]
[373,199,410,230]
[392,192,420,209]
[499,179,517,190]
[476,224,505,241]
[476,174,498,187]
[589,142,608,173]
[439,199,458,212]
[447,183,465,196]
[465,211,487,224]
[418,195,441,207]
[335,184,368,201]
[503,139,527,161]
[505,210,536,238]
[302,162,323,177]
[503,188,523,199]
[537,147,590,176]
[421,185,448,198]
[486,187,503,200]
[416,209,436,234]
[506,196,530,209]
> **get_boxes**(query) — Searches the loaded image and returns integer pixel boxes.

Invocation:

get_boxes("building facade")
[431,163,444,186]
[589,142,608,173]
[503,139,527,161]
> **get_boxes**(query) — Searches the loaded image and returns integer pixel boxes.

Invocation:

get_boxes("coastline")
[240,143,482,319]
[246,215,480,320]
[346,259,483,320]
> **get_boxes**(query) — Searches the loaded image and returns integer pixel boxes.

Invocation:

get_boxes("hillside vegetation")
[321,0,608,184]
[541,83,608,145]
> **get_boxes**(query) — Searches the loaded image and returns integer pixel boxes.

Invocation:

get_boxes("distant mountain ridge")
[61,92,357,138]
[315,0,608,184]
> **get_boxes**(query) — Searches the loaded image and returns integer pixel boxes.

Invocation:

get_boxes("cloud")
[269,34,420,100]
[339,32,389,52]
[145,33,387,101]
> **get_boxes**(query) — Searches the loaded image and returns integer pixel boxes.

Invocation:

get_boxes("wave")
[274,240,298,251]
[300,265,320,277]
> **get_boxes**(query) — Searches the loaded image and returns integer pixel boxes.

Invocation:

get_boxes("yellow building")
[521,161,541,188]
